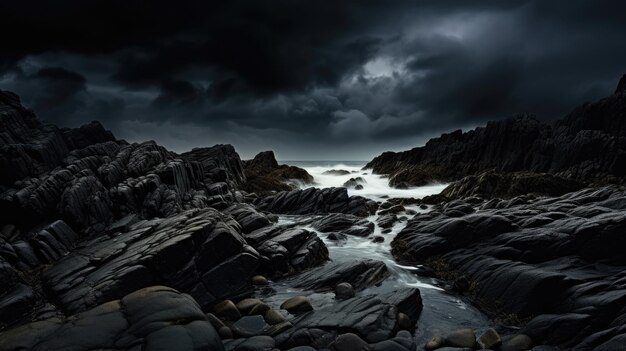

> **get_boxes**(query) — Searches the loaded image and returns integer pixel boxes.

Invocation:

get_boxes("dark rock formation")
[43,208,260,314]
[322,169,351,176]
[275,288,422,345]
[440,171,583,199]
[242,151,313,193]
[311,213,375,237]
[245,226,329,278]
[254,187,377,217]
[343,177,366,189]
[280,259,389,292]
[181,144,246,189]
[0,91,253,234]
[392,186,626,349]
[366,76,626,187]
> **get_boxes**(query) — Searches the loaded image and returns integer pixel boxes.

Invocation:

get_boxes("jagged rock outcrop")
[366,76,626,187]
[0,91,252,234]
[391,186,626,349]
[0,286,224,351]
[242,151,313,193]
[254,187,377,217]
[182,145,246,189]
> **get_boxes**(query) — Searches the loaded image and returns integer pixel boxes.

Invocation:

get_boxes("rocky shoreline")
[365,74,626,190]
[1,75,626,350]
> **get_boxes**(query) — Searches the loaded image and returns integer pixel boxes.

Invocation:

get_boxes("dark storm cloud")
[1,1,626,159]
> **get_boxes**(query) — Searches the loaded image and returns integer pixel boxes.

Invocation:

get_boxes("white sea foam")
[284,161,446,201]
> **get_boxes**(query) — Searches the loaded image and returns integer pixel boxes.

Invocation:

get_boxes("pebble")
[249,302,271,316]
[335,282,355,299]
[236,298,263,314]
[264,308,287,325]
[213,300,241,321]
[280,296,313,314]
[252,275,269,285]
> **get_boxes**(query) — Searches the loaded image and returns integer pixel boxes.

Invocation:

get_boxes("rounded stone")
[331,333,370,351]
[335,282,355,299]
[425,335,444,350]
[213,300,241,321]
[445,328,476,348]
[264,308,287,325]
[236,298,263,314]
[396,312,412,330]
[280,296,313,314]
[478,328,502,349]
[252,275,269,285]
[249,302,271,316]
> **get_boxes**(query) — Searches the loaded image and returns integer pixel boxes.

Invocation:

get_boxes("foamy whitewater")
[267,161,491,341]
[287,161,448,201]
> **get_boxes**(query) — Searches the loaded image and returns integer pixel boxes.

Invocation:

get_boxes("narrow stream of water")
[264,162,491,343]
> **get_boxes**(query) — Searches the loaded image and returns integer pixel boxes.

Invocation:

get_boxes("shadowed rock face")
[366,77,626,188]
[242,150,313,193]
[392,186,626,349]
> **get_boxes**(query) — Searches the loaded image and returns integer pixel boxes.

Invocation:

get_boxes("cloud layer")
[1,1,626,159]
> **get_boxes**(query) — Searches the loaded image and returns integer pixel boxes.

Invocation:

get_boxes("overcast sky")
[1,1,625,160]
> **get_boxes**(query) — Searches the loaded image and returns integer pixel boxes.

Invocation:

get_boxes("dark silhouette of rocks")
[366,76,626,189]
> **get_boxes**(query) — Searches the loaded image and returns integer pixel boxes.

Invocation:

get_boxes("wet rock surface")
[392,185,626,349]
[254,187,377,217]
